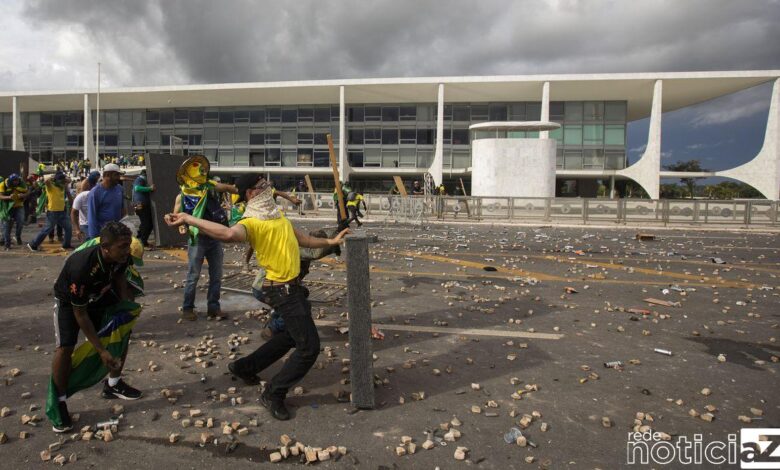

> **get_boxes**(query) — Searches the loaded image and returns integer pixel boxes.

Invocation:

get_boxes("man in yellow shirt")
[165,174,348,421]
[28,171,73,251]
[345,190,366,227]
[0,173,29,250]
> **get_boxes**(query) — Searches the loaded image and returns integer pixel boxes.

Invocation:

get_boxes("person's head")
[99,221,132,264]
[7,173,22,187]
[234,174,271,203]
[102,163,123,186]
[413,180,420,187]
[53,170,67,185]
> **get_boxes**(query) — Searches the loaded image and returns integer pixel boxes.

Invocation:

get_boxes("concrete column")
[716,78,780,200]
[609,175,616,199]
[12,96,24,151]
[616,80,662,199]
[345,234,374,409]
[429,83,445,186]
[83,94,97,167]
[540,81,550,138]
[338,85,350,183]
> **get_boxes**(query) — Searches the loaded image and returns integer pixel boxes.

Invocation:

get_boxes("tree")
[663,160,708,199]
[705,181,762,199]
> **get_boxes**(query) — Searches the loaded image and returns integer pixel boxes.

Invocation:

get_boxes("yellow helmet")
[130,237,144,266]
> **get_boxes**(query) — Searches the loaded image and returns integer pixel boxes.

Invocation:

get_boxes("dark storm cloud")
[20,0,780,87]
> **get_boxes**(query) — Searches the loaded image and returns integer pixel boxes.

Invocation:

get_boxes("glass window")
[219,149,234,166]
[133,110,145,127]
[564,124,582,146]
[266,132,280,144]
[266,108,281,122]
[234,127,249,144]
[584,102,604,121]
[40,112,53,126]
[119,111,133,127]
[234,110,249,123]
[556,148,564,169]
[279,129,294,145]
[564,150,583,169]
[250,151,264,166]
[348,129,364,144]
[313,151,330,167]
[489,104,507,121]
[509,103,526,120]
[442,128,452,144]
[381,148,398,167]
[382,128,398,145]
[452,105,470,121]
[161,134,171,146]
[417,105,434,121]
[605,102,626,121]
[175,109,189,124]
[314,107,330,122]
[314,132,328,145]
[605,150,626,169]
[119,129,132,145]
[297,150,313,166]
[104,111,118,127]
[282,149,297,167]
[104,134,118,146]
[470,105,488,120]
[399,128,416,144]
[583,124,603,145]
[146,127,160,144]
[364,106,381,122]
[508,131,526,138]
[330,105,340,122]
[66,112,83,126]
[364,128,381,144]
[203,148,217,163]
[189,110,203,124]
[298,133,314,145]
[549,126,563,143]
[605,124,625,146]
[453,150,470,169]
[348,106,364,122]
[160,110,174,125]
[219,110,233,124]
[583,148,604,168]
[298,107,313,122]
[348,151,363,167]
[526,103,541,120]
[203,127,218,144]
[565,102,583,122]
[382,107,399,122]
[416,128,434,145]
[133,131,145,146]
[250,109,266,123]
[66,134,79,146]
[549,102,564,120]
[281,108,297,123]
[250,133,265,145]
[204,110,219,123]
[219,128,233,145]
[146,110,160,124]
[265,148,281,166]
[452,128,469,145]
[417,149,433,168]
[400,106,416,121]
[442,105,453,120]
[189,134,202,146]
[234,147,249,165]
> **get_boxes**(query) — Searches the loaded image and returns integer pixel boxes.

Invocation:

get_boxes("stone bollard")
[345,233,375,409]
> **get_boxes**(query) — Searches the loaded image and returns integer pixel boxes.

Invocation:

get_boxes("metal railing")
[275,193,780,227]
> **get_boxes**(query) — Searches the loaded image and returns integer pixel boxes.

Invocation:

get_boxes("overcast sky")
[2,0,779,174]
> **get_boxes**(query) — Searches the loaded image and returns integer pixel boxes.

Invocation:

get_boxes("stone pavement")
[0,221,777,468]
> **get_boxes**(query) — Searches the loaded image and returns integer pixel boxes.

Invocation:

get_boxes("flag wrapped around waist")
[45,300,142,428]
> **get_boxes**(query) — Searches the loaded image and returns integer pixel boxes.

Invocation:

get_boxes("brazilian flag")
[45,300,142,428]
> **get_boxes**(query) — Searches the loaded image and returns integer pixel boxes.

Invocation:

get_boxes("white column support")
[337,85,350,183]
[716,78,780,200]
[617,79,662,199]
[429,83,445,186]
[84,94,97,167]
[540,81,550,138]
[12,96,24,152]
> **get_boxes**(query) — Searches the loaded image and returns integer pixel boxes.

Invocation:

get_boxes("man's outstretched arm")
[165,212,246,243]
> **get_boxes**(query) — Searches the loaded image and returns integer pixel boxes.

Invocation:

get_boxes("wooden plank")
[459,177,471,216]
[326,134,347,220]
[304,174,315,193]
[392,176,408,197]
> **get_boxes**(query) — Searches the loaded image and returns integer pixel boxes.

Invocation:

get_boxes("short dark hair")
[234,174,261,203]
[100,221,132,247]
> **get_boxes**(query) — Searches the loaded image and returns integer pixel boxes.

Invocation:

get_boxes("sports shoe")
[52,401,73,433]
[102,378,142,400]
[260,390,290,421]
[15,237,22,246]
[227,361,261,386]
[207,309,228,320]
[26,243,39,252]
[181,308,197,321]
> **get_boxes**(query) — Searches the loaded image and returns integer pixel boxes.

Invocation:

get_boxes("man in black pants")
[165,174,349,421]
[50,222,142,432]
[132,170,155,247]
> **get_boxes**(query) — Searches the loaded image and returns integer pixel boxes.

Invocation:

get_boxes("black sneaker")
[15,237,22,246]
[102,378,142,400]
[260,390,290,421]
[227,361,262,386]
[52,401,73,433]
[26,243,39,252]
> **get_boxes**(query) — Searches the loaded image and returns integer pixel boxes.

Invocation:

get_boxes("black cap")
[234,174,260,203]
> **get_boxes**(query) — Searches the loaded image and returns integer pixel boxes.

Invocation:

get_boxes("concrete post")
[540,81,550,138]
[429,83,445,186]
[345,234,374,409]
[609,175,615,199]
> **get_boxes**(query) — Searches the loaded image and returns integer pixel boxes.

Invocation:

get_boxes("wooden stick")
[392,176,408,197]
[459,178,471,216]
[326,134,347,220]
[304,174,315,193]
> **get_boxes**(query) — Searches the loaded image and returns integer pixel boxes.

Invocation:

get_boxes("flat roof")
[1,71,777,121]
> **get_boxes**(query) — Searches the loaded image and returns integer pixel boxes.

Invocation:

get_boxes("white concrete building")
[1,71,778,198]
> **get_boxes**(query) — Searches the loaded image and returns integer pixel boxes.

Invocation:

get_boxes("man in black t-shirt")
[50,222,142,433]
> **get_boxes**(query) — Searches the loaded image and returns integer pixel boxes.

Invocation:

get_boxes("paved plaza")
[0,220,778,468]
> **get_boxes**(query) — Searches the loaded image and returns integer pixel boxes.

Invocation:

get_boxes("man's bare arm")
[165,212,247,243]
[294,227,350,248]
[73,305,120,370]
[214,182,238,194]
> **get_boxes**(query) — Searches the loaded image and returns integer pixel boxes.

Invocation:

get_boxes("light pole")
[96,62,101,167]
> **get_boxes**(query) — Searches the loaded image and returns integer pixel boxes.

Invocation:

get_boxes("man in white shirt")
[71,190,90,240]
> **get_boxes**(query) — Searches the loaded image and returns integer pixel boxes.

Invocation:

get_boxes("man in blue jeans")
[28,171,73,251]
[0,173,29,250]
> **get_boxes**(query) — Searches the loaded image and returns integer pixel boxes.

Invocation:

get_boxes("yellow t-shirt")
[238,215,300,282]
[45,181,66,211]
[346,194,363,207]
[0,181,26,208]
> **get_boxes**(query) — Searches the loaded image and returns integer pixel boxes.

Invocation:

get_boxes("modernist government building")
[1,71,778,199]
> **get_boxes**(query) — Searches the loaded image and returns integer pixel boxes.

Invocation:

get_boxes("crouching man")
[165,174,349,421]
[47,222,143,432]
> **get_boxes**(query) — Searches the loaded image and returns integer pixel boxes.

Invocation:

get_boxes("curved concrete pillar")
[12,96,24,152]
[617,80,662,199]
[337,85,351,183]
[429,83,445,186]
[716,78,780,200]
[540,81,550,139]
